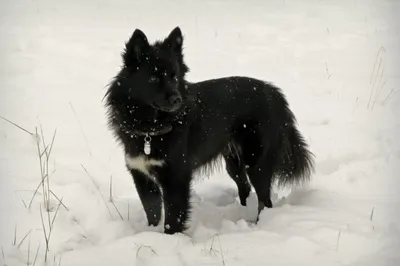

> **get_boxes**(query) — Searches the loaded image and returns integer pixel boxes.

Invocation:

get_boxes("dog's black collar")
[129,93,195,155]
[129,91,196,138]
[131,105,190,137]
[132,124,173,137]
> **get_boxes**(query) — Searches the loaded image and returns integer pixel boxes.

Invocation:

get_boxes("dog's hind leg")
[233,125,272,216]
[238,133,274,219]
[223,149,251,206]
[245,154,274,216]
[130,170,162,227]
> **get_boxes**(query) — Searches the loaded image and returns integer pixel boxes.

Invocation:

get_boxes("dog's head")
[111,27,189,113]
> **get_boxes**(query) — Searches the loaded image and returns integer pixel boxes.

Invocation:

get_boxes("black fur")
[104,27,315,234]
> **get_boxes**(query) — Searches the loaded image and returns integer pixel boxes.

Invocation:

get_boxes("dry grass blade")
[17,229,32,249]
[40,126,48,159]
[209,235,217,254]
[32,244,41,266]
[40,126,55,213]
[69,102,92,157]
[108,175,123,220]
[58,254,63,266]
[47,129,58,161]
[49,190,69,211]
[40,126,57,160]
[28,174,48,209]
[12,223,17,246]
[109,176,113,202]
[369,46,385,84]
[110,201,124,220]
[382,88,397,105]
[370,206,375,221]
[371,69,386,110]
[325,62,331,79]
[40,145,49,159]
[35,128,49,212]
[352,97,359,114]
[368,57,382,109]
[81,164,113,218]
[40,128,50,196]
[136,245,157,258]
[39,206,49,250]
[216,235,226,266]
[47,202,52,230]
[43,198,63,263]
[368,47,386,110]
[336,230,342,252]
[26,235,31,266]
[50,198,63,227]
[1,246,5,266]
[0,115,34,136]
[208,235,226,265]
[30,126,58,211]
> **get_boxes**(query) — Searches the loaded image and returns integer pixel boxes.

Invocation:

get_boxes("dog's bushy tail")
[274,119,315,187]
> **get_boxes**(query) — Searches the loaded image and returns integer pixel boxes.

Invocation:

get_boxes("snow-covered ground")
[1,0,399,265]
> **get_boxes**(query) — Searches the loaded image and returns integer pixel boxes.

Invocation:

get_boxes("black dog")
[104,27,314,234]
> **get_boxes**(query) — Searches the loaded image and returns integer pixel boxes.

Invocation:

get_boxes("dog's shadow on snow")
[124,182,318,236]
[59,185,321,251]
[188,185,260,231]
[122,184,261,235]
[187,184,305,234]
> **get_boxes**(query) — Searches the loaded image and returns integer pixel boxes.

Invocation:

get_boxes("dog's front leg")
[159,171,191,234]
[130,170,162,227]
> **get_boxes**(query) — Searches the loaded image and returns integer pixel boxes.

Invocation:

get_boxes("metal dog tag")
[144,134,151,155]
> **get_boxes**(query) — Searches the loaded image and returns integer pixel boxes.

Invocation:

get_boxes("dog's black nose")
[169,95,182,106]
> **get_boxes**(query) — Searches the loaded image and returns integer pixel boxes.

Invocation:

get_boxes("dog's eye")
[171,74,178,82]
[148,76,159,83]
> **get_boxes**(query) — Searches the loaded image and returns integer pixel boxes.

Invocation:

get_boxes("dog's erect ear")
[165,27,183,54]
[123,29,149,66]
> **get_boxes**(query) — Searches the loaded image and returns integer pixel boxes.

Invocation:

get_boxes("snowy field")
[1,0,400,265]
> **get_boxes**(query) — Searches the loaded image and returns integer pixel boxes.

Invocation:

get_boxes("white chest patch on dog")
[125,154,165,177]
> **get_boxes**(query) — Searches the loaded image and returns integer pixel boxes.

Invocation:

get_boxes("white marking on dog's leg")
[125,154,164,177]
